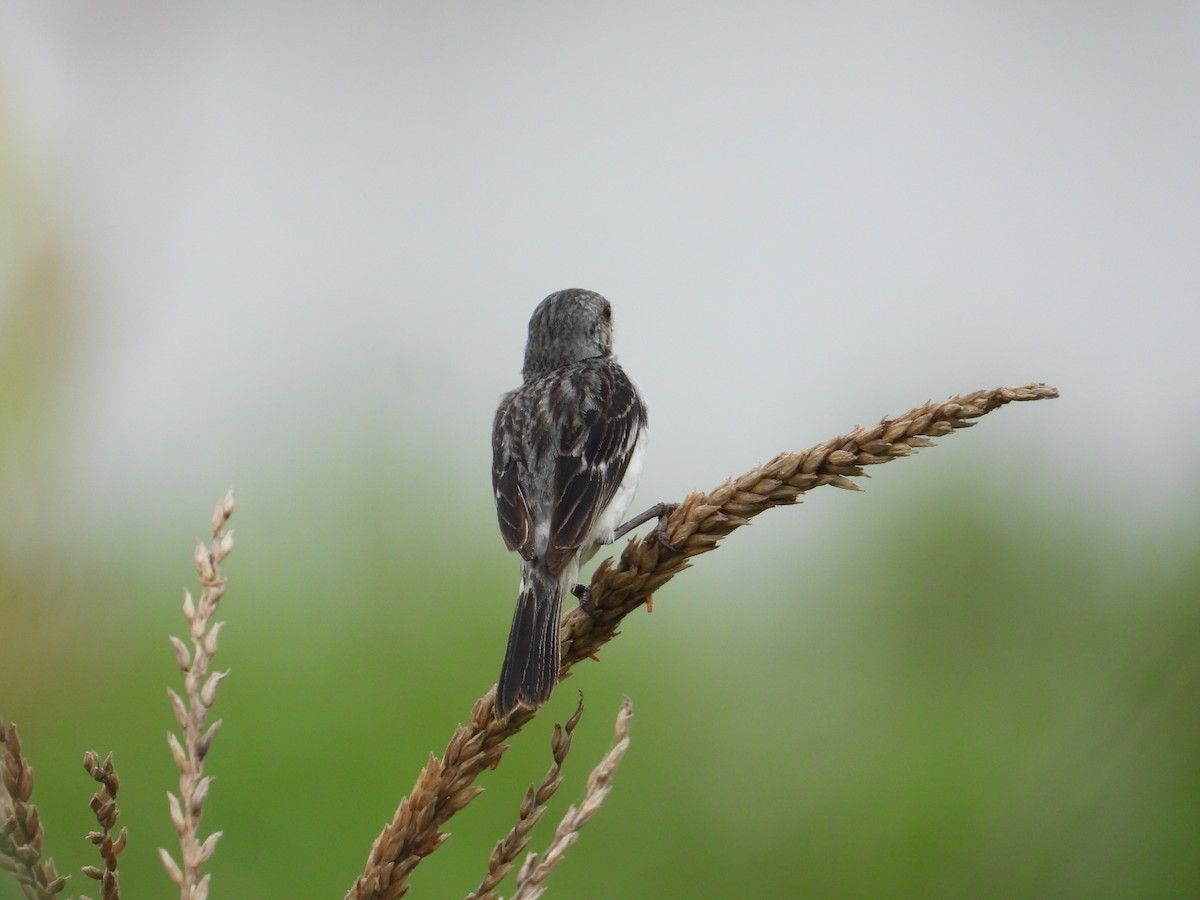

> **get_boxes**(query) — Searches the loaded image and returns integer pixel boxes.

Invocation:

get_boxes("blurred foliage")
[2,449,1198,899]
[2,104,1196,899]
[0,106,79,654]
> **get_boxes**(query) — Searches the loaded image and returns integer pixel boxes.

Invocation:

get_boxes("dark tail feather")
[496,565,562,717]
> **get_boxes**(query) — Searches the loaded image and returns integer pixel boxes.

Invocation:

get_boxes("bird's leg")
[573,503,680,620]
[612,501,681,552]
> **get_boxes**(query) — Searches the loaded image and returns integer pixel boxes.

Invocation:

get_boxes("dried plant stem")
[81,751,126,900]
[159,489,235,900]
[345,382,1059,900]
[0,720,68,898]
[563,382,1060,657]
[512,698,633,900]
[467,698,586,900]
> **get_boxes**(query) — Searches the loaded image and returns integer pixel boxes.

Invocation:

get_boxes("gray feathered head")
[522,289,614,381]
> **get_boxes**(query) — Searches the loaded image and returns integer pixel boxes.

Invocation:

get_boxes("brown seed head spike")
[344,383,1058,900]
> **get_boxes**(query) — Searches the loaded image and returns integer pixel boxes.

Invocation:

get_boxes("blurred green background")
[3,4,1199,898]
[3,279,1197,896]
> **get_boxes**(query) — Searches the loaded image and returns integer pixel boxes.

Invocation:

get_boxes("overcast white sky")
[2,2,1197,541]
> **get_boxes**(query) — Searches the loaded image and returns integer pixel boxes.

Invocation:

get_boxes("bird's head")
[522,289,614,380]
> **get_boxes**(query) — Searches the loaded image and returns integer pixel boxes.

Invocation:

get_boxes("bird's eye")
[602,303,611,321]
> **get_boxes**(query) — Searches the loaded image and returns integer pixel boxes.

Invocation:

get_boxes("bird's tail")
[496,563,563,718]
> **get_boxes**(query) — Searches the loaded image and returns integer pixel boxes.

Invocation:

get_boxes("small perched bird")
[492,289,666,718]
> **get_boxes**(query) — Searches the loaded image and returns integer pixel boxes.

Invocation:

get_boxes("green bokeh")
[2,132,1196,895]
[3,452,1198,899]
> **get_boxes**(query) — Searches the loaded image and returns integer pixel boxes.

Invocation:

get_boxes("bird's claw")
[572,582,600,620]
[653,503,682,553]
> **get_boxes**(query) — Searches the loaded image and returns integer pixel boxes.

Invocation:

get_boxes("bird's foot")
[572,582,600,620]
[613,501,682,553]
[651,502,682,553]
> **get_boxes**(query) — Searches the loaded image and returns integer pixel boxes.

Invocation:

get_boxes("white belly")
[581,424,647,562]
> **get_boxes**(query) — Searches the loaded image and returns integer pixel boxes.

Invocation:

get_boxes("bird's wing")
[493,394,535,557]
[544,363,645,574]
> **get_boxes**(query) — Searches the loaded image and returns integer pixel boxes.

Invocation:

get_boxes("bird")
[491,289,670,718]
